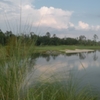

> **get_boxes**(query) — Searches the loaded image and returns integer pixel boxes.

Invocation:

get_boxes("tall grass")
[0,37,35,100]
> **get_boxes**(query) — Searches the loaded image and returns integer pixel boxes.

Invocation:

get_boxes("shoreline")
[60,49,94,53]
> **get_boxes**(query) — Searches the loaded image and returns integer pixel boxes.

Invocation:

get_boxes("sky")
[0,0,100,39]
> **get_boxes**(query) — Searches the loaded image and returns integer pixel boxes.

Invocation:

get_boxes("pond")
[27,50,100,94]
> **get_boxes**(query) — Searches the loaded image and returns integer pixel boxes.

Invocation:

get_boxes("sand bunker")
[61,49,94,53]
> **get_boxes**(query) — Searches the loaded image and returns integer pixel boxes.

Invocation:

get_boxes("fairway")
[35,45,100,53]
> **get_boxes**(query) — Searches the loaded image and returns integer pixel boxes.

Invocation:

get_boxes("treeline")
[35,32,100,46]
[0,29,100,46]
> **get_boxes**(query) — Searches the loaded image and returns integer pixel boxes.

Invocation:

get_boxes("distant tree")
[45,32,51,38]
[93,34,98,45]
[52,34,56,38]
[79,35,86,45]
[30,32,35,37]
[79,35,86,41]
[86,39,94,46]
[5,31,12,37]
[66,37,78,45]
[0,29,5,45]
[0,29,2,33]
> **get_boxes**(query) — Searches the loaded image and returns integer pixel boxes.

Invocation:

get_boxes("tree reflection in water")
[78,53,86,60]
[93,51,98,61]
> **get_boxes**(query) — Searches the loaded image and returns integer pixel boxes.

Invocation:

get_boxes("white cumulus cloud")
[32,6,73,29]
[75,21,100,31]
[0,0,73,31]
[77,21,90,30]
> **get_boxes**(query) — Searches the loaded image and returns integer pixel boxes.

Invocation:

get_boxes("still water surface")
[27,50,100,93]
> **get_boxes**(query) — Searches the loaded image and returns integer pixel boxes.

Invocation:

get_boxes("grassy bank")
[1,45,100,55]
[35,45,100,53]
[0,42,99,100]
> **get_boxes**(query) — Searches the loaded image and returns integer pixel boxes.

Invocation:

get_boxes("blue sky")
[0,0,100,39]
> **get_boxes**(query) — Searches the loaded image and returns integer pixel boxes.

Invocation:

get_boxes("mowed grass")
[35,45,100,53]
[1,45,100,55]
